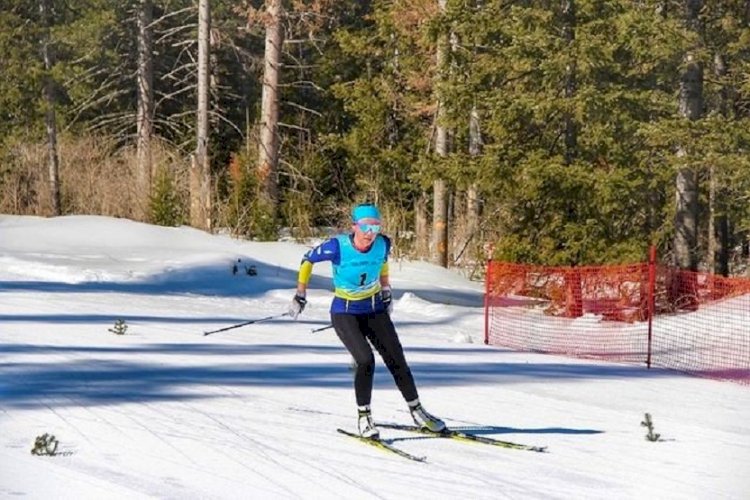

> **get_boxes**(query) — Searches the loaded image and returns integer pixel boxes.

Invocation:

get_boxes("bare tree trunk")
[467,185,479,234]
[469,105,482,157]
[674,0,703,270]
[674,161,698,270]
[718,215,729,276]
[714,52,730,276]
[415,193,429,258]
[450,104,482,265]
[191,0,211,231]
[40,0,61,216]
[467,105,481,237]
[707,163,716,272]
[451,190,464,260]
[258,0,283,216]
[432,0,449,268]
[562,0,577,165]
[463,0,484,263]
[432,179,449,267]
[433,113,449,267]
[136,0,154,221]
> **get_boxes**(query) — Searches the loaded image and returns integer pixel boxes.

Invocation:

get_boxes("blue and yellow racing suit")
[297,233,391,314]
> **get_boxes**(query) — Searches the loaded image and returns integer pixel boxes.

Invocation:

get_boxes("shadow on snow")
[0,343,675,410]
[0,259,484,306]
[0,310,479,332]
[0,260,302,298]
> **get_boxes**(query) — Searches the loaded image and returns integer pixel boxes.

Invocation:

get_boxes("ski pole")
[204,312,291,336]
[310,324,333,333]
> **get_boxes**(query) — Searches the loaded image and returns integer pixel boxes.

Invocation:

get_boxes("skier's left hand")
[381,286,393,315]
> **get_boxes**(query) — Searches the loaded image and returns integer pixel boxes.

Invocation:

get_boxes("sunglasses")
[357,223,382,234]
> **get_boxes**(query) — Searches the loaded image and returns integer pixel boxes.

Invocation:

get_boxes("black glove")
[381,286,393,315]
[289,293,307,320]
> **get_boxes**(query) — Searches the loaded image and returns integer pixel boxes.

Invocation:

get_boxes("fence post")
[484,260,491,345]
[646,245,657,369]
[564,267,584,318]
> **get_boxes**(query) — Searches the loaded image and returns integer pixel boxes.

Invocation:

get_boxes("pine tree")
[31,433,59,456]
[438,0,695,264]
[149,169,183,227]
[640,413,662,442]
[329,0,442,254]
[108,319,129,335]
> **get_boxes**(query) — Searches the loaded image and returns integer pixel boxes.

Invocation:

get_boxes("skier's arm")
[379,235,393,313]
[295,238,340,295]
[296,262,312,296]
[379,235,392,287]
[379,262,390,288]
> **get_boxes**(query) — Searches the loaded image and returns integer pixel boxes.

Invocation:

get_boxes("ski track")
[72,397,289,496]
[176,400,302,498]
[114,403,287,495]
[172,382,422,499]
[209,387,393,497]
[199,387,377,497]
[121,398,202,467]
[4,317,547,498]
[4,327,376,497]
[39,400,96,447]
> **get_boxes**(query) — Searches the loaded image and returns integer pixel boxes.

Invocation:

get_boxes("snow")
[1,214,749,499]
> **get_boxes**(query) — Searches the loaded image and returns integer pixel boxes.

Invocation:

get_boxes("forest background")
[2,0,750,276]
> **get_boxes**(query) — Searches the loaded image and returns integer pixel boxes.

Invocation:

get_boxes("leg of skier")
[365,312,446,433]
[332,313,380,438]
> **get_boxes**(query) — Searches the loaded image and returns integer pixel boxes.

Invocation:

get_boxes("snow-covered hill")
[1,215,748,499]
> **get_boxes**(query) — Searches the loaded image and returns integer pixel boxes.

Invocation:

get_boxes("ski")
[377,423,547,453]
[336,428,426,463]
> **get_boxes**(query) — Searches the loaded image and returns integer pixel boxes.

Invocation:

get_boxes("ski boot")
[358,406,380,439]
[409,402,446,433]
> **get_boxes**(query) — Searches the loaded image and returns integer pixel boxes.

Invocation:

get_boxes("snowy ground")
[1,215,748,499]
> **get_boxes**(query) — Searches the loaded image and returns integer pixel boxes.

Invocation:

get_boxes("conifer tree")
[1,0,749,272]
[329,0,438,248]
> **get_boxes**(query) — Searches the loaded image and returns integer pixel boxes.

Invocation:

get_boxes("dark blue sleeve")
[381,234,391,262]
[302,237,341,265]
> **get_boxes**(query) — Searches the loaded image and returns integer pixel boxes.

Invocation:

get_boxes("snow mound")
[451,331,475,343]
[395,291,452,318]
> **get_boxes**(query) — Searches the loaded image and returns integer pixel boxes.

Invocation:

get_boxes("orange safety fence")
[484,253,750,384]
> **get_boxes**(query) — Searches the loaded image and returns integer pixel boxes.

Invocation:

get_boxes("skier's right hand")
[289,293,307,320]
